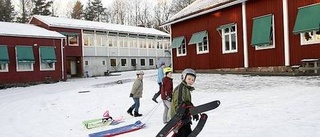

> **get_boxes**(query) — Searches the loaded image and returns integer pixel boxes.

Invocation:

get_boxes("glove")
[192,114,199,121]
[166,96,171,102]
[129,93,133,97]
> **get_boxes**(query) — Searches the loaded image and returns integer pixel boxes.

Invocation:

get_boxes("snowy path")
[0,70,320,137]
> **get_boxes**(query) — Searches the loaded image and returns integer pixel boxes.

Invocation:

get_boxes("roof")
[0,21,65,39]
[163,0,246,26]
[31,15,170,37]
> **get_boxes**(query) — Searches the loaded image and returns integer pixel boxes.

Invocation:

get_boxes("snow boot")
[134,111,142,117]
[152,92,160,103]
[127,107,133,116]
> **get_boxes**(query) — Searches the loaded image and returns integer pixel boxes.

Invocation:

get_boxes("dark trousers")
[153,82,162,99]
[175,123,192,137]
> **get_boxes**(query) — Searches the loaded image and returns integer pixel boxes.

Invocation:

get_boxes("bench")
[299,59,320,74]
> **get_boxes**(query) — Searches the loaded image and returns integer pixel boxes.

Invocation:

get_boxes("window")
[96,34,103,46]
[189,31,209,54]
[149,59,154,66]
[85,61,89,66]
[39,46,56,71]
[110,59,117,67]
[108,36,118,47]
[0,45,9,72]
[300,30,320,45]
[131,59,136,66]
[177,38,187,56]
[83,34,94,46]
[68,35,79,46]
[220,24,238,53]
[0,64,8,72]
[251,14,275,50]
[102,60,106,65]
[121,59,127,66]
[140,59,145,66]
[16,46,34,71]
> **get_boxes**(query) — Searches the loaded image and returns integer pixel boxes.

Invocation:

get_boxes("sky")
[0,69,320,137]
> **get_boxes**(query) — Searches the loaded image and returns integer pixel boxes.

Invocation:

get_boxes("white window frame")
[121,59,127,67]
[255,15,275,50]
[83,34,94,47]
[131,58,137,66]
[196,35,209,54]
[300,30,320,45]
[17,62,33,72]
[221,24,238,54]
[110,58,117,67]
[0,63,8,72]
[40,62,55,71]
[177,38,187,57]
[140,58,146,66]
[68,35,79,46]
[149,58,154,66]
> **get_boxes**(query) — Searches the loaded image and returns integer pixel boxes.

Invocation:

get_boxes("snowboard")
[156,100,220,137]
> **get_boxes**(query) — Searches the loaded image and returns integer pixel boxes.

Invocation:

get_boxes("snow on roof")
[0,21,65,39]
[32,15,170,37]
[164,0,245,26]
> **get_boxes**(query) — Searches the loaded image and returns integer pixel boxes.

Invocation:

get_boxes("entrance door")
[70,61,77,75]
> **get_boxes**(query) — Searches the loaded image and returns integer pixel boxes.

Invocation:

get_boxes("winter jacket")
[161,76,173,100]
[170,81,195,118]
[131,78,143,98]
[157,67,164,84]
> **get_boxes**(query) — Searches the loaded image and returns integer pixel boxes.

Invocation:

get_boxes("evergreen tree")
[71,1,83,19]
[31,0,53,16]
[0,0,15,22]
[83,0,105,21]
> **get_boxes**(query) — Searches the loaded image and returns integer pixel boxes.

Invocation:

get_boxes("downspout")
[61,38,64,80]
[170,26,174,71]
[242,1,249,69]
[81,29,85,77]
[283,0,290,66]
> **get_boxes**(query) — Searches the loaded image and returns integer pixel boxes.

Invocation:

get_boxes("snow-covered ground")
[1,69,320,137]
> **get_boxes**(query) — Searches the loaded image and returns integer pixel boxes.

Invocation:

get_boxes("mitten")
[129,93,133,97]
[192,114,199,121]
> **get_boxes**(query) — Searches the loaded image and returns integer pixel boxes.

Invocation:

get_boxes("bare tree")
[16,0,33,23]
[171,0,195,14]
[154,0,172,32]
[110,0,127,24]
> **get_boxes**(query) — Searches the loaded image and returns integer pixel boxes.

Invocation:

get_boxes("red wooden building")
[0,22,65,87]
[163,0,320,74]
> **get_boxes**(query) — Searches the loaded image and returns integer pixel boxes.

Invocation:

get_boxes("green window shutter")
[40,46,57,63]
[293,4,320,34]
[188,31,208,45]
[171,36,185,48]
[0,45,9,64]
[251,15,272,46]
[16,46,35,62]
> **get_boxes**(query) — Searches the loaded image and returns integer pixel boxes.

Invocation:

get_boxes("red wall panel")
[172,4,244,71]
[0,36,65,84]
[246,0,285,67]
[288,0,320,65]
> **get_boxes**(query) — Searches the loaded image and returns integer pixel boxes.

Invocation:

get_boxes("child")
[170,68,199,137]
[160,67,173,124]
[127,71,144,117]
[152,62,166,103]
